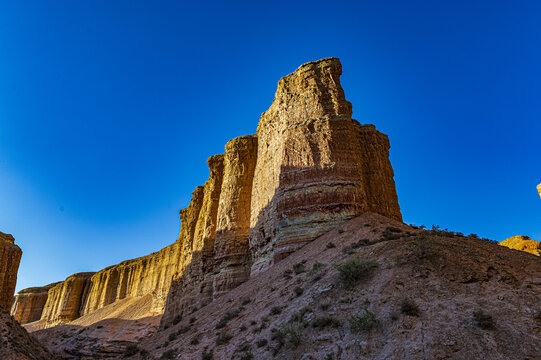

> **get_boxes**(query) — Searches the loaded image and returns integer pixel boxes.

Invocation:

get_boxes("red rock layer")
[0,231,22,311]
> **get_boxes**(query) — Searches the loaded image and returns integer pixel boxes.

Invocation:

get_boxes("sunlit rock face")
[0,231,22,311]
[249,57,402,274]
[537,183,541,198]
[20,58,403,329]
[499,235,541,256]
[40,272,95,327]
[11,283,60,324]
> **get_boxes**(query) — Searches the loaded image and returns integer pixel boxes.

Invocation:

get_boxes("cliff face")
[40,272,94,327]
[11,283,60,324]
[249,58,401,273]
[19,58,402,330]
[499,235,541,256]
[0,231,22,311]
[537,183,541,198]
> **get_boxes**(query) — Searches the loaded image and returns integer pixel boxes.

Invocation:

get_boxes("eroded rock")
[499,235,541,256]
[0,231,22,311]
[11,283,60,324]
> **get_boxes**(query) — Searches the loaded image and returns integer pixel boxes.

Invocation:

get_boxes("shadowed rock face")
[18,58,402,330]
[499,235,541,256]
[11,283,60,324]
[0,231,22,311]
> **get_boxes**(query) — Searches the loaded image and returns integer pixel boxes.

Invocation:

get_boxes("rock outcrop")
[11,283,60,324]
[0,231,22,311]
[499,235,541,256]
[19,58,402,331]
[40,272,94,327]
[537,183,541,198]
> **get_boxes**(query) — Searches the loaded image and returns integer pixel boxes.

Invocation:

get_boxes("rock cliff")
[18,58,402,330]
[0,231,22,311]
[537,183,541,198]
[499,235,541,256]
[11,283,60,324]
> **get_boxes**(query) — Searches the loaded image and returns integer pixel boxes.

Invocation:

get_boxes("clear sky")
[1,1,539,292]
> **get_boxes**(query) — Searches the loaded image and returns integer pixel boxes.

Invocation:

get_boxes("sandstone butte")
[499,235,541,256]
[11,57,403,329]
[537,183,541,198]
[0,231,22,311]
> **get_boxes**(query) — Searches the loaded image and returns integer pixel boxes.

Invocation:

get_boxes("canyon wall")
[0,231,22,311]
[17,58,402,329]
[11,283,59,324]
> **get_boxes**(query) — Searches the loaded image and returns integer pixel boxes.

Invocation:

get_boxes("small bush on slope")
[336,257,378,288]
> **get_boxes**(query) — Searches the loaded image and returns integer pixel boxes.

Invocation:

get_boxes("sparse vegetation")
[401,298,420,316]
[216,307,243,329]
[294,286,304,296]
[338,228,344,233]
[271,321,303,347]
[256,338,268,347]
[336,257,378,287]
[177,325,190,335]
[239,324,247,331]
[311,315,341,328]
[473,310,494,329]
[283,269,293,280]
[270,306,282,315]
[241,298,251,305]
[293,262,306,274]
[172,314,182,325]
[326,242,336,249]
[168,332,177,342]
[215,332,233,345]
[309,262,325,275]
[160,349,177,360]
[201,350,213,360]
[123,344,139,357]
[190,317,196,324]
[190,335,200,345]
[348,306,378,332]
[408,233,436,261]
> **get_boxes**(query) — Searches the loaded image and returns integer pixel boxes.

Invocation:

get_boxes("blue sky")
[1,1,539,292]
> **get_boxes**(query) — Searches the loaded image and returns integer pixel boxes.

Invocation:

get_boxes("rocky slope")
[34,213,541,359]
[0,306,56,359]
[0,231,22,311]
[499,235,541,256]
[18,57,402,330]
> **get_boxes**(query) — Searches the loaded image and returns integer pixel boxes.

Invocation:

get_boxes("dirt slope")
[34,212,541,359]
[0,306,56,359]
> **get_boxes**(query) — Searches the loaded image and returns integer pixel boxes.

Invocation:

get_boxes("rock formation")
[0,231,22,311]
[17,58,402,330]
[11,283,59,324]
[537,183,541,198]
[40,272,95,327]
[499,235,541,256]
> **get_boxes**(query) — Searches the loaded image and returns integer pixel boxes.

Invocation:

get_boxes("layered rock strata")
[11,283,60,324]
[40,272,94,327]
[19,58,402,330]
[0,231,22,311]
[249,58,401,273]
[499,235,541,256]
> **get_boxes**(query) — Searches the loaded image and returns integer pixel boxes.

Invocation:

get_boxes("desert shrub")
[160,349,177,359]
[270,306,282,315]
[326,242,336,249]
[177,325,190,335]
[312,315,341,328]
[168,332,177,342]
[338,228,344,233]
[293,262,306,274]
[319,299,331,311]
[309,262,325,275]
[336,257,378,287]
[283,269,293,280]
[190,317,196,324]
[348,306,378,332]
[473,310,494,329]
[215,332,233,345]
[250,320,257,326]
[172,314,182,325]
[201,350,213,360]
[123,344,139,357]
[239,324,247,331]
[216,307,243,329]
[294,286,304,296]
[408,233,437,261]
[256,338,268,347]
[271,321,303,347]
[400,298,420,316]
[190,335,200,345]
[241,298,251,305]
[240,352,253,360]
